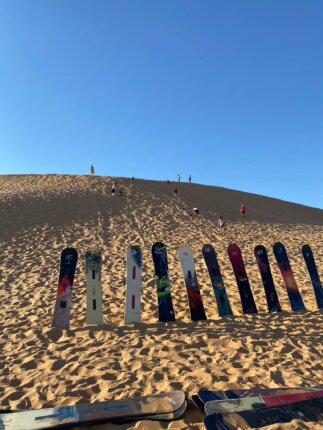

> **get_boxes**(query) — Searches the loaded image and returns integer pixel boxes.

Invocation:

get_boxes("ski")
[254,245,281,312]
[151,242,176,322]
[85,250,103,325]
[52,247,78,330]
[202,244,232,316]
[227,244,257,314]
[125,245,142,323]
[178,245,207,321]
[273,242,305,311]
[0,391,186,429]
[205,390,323,414]
[302,244,323,309]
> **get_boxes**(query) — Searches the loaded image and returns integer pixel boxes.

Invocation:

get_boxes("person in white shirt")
[218,216,224,228]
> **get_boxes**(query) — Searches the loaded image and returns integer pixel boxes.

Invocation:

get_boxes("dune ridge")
[0,174,322,429]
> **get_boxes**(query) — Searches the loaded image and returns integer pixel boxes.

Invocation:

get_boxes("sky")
[0,1,322,209]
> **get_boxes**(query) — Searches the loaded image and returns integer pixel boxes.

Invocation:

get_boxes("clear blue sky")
[1,1,322,208]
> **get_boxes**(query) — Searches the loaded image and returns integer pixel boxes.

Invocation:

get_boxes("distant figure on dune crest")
[218,216,224,228]
[240,204,246,216]
[193,207,199,216]
[111,182,116,196]
[167,179,170,184]
[131,177,134,182]
[177,174,181,182]
[90,165,95,176]
[188,174,191,183]
[174,188,178,197]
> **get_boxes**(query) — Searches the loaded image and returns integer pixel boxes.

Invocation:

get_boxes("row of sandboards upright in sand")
[52,242,322,330]
[1,387,323,429]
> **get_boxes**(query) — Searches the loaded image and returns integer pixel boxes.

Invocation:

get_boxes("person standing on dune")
[90,165,95,176]
[188,174,191,183]
[240,204,246,216]
[177,174,181,182]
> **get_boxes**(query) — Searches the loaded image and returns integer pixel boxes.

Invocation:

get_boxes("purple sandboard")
[227,244,257,314]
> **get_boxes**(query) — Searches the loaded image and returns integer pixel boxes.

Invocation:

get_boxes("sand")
[0,174,322,429]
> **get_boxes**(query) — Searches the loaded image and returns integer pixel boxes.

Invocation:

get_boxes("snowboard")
[125,245,143,323]
[223,387,323,428]
[254,245,281,312]
[202,244,233,317]
[85,250,103,325]
[205,390,323,414]
[0,391,186,429]
[302,244,323,309]
[204,414,231,430]
[227,244,258,314]
[52,247,78,330]
[178,245,207,321]
[151,242,176,322]
[273,242,305,311]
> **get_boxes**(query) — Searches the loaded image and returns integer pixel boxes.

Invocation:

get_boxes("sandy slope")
[0,174,322,429]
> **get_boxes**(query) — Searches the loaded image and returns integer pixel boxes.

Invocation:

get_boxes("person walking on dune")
[217,216,224,228]
[90,165,95,176]
[111,182,116,196]
[188,174,191,183]
[177,174,181,182]
[240,204,246,216]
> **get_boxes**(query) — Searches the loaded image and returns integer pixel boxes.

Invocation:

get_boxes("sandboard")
[52,247,78,330]
[205,390,323,414]
[0,391,186,429]
[202,244,232,316]
[125,245,142,323]
[254,245,281,312]
[86,250,103,325]
[273,242,305,311]
[227,244,257,314]
[302,244,323,309]
[151,242,176,322]
[178,245,207,321]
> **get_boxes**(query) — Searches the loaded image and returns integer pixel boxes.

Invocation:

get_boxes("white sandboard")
[86,250,103,325]
[125,245,142,323]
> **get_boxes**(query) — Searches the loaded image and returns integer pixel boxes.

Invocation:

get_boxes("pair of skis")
[0,391,186,430]
[193,387,323,429]
[52,248,103,330]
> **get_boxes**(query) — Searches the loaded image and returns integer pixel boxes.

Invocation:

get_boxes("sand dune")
[0,174,322,429]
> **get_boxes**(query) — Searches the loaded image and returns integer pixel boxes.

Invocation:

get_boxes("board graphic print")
[151,242,175,322]
[0,391,186,429]
[227,244,257,314]
[273,242,305,311]
[202,244,232,316]
[125,245,142,323]
[178,245,207,321]
[86,250,103,325]
[302,244,323,309]
[52,247,78,330]
[254,245,281,312]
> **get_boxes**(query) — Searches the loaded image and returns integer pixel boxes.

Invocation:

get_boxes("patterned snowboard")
[227,244,258,314]
[202,244,232,316]
[273,242,305,311]
[52,247,78,330]
[302,244,323,309]
[0,391,186,429]
[86,250,103,325]
[151,242,176,322]
[254,245,281,312]
[125,245,142,323]
[178,245,207,321]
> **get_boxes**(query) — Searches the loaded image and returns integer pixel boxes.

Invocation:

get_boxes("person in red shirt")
[240,204,246,216]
